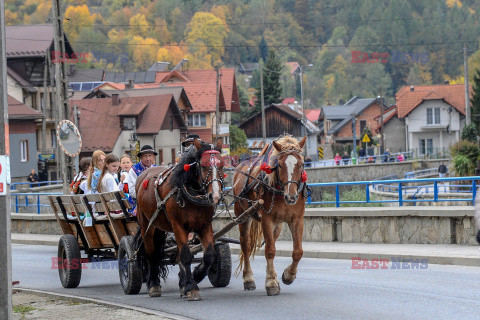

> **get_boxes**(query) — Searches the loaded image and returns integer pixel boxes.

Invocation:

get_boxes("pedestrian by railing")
[309,151,413,167]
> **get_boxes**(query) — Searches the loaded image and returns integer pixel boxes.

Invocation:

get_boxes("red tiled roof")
[70,94,185,151]
[8,95,43,119]
[286,62,300,75]
[281,97,296,104]
[305,109,321,122]
[117,102,148,116]
[188,128,213,143]
[396,84,469,118]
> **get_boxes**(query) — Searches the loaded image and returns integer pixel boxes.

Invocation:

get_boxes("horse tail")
[153,229,169,280]
[236,218,263,274]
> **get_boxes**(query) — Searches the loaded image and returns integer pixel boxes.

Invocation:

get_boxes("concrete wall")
[13,206,477,245]
[306,159,447,183]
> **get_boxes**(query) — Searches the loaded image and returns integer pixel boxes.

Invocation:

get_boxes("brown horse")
[135,139,225,301]
[233,135,307,296]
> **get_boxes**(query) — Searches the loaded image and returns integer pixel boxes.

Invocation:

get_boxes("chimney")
[126,79,134,89]
[112,93,120,105]
[410,86,415,92]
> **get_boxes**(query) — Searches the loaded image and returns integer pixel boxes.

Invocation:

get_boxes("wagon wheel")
[208,243,232,287]
[58,234,82,288]
[118,236,143,294]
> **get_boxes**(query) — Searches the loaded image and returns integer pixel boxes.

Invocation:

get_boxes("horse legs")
[142,226,162,297]
[193,224,215,285]
[263,217,280,296]
[172,224,201,301]
[239,219,256,291]
[282,218,304,285]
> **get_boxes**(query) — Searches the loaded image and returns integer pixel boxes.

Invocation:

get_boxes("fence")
[404,168,438,179]
[11,192,63,214]
[11,180,63,190]
[309,151,413,167]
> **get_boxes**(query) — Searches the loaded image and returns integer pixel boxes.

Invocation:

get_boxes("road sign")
[362,134,371,143]
[318,147,324,159]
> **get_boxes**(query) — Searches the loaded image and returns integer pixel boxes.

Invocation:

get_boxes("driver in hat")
[126,145,157,199]
[181,134,201,150]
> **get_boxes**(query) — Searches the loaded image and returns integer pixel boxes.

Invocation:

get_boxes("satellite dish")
[56,120,82,157]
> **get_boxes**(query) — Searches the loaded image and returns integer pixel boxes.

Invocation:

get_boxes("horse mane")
[169,141,220,190]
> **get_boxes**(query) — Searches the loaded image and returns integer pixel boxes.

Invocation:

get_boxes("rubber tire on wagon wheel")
[208,243,232,287]
[58,234,82,288]
[119,236,143,295]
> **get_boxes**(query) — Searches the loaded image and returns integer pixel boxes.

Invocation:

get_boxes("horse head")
[270,136,307,205]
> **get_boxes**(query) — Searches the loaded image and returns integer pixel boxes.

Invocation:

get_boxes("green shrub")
[450,140,480,166]
[461,124,478,142]
[452,154,474,177]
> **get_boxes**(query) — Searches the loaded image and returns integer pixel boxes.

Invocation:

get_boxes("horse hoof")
[282,269,296,285]
[187,290,202,301]
[148,286,162,297]
[244,281,256,291]
[266,285,280,296]
[180,286,186,298]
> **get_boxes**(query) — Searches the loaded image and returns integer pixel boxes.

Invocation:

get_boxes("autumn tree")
[129,14,150,38]
[156,43,188,65]
[130,36,159,70]
[185,12,228,67]
[64,5,94,40]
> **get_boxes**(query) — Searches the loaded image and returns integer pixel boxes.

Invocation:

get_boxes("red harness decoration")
[142,179,149,189]
[260,162,273,174]
[301,170,307,183]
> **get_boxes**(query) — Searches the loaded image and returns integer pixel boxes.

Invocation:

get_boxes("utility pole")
[260,65,266,143]
[52,0,72,192]
[464,43,471,126]
[215,64,221,140]
[73,104,79,172]
[379,87,385,153]
[351,113,357,158]
[300,65,305,137]
[0,2,13,318]
[42,54,49,154]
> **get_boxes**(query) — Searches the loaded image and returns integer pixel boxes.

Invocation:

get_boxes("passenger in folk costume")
[98,154,121,193]
[84,150,106,195]
[70,157,91,195]
[126,145,157,199]
[117,154,133,193]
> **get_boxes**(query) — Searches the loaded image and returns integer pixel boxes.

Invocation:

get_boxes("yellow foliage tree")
[35,1,52,22]
[64,5,94,40]
[446,0,462,8]
[5,9,19,25]
[156,43,188,65]
[129,14,150,38]
[185,12,228,67]
[130,36,159,70]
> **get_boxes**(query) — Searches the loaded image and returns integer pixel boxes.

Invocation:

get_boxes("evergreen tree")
[470,68,480,133]
[254,50,283,109]
[259,36,268,62]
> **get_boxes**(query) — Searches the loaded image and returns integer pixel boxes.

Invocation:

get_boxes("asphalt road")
[12,244,480,320]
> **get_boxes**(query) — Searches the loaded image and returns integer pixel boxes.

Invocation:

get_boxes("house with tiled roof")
[239,104,320,159]
[319,97,384,145]
[395,84,467,155]
[6,24,75,178]
[8,96,44,179]
[70,94,187,164]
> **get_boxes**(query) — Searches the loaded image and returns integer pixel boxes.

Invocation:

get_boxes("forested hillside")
[6,0,480,105]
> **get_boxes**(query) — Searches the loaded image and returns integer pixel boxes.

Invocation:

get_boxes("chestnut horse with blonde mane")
[135,139,224,301]
[233,135,307,296]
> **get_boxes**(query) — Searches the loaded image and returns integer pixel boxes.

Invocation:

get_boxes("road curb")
[14,288,194,320]
[12,238,58,246]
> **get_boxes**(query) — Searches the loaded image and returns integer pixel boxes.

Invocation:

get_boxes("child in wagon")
[97,153,121,193]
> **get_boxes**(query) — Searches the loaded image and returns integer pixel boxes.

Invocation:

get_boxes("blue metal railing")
[11,192,62,214]
[10,180,63,190]
[404,168,439,179]
[305,176,479,207]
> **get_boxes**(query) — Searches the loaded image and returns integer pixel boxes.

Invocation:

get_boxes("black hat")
[138,145,158,157]
[181,134,201,147]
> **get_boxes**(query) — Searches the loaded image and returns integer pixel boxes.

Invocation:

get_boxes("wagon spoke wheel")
[119,236,143,295]
[208,243,232,287]
[58,234,82,288]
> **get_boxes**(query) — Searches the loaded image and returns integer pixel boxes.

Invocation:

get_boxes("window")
[171,148,176,164]
[419,139,433,155]
[187,113,206,127]
[426,108,440,125]
[51,129,57,148]
[359,120,367,134]
[20,140,28,162]
[123,117,135,130]
[158,149,163,164]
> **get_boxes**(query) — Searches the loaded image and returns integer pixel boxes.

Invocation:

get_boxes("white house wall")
[7,74,24,103]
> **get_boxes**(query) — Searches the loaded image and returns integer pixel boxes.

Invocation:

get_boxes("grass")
[13,304,36,319]
[307,188,384,208]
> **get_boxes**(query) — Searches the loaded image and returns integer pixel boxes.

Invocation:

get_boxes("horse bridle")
[199,149,225,192]
[263,149,306,194]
